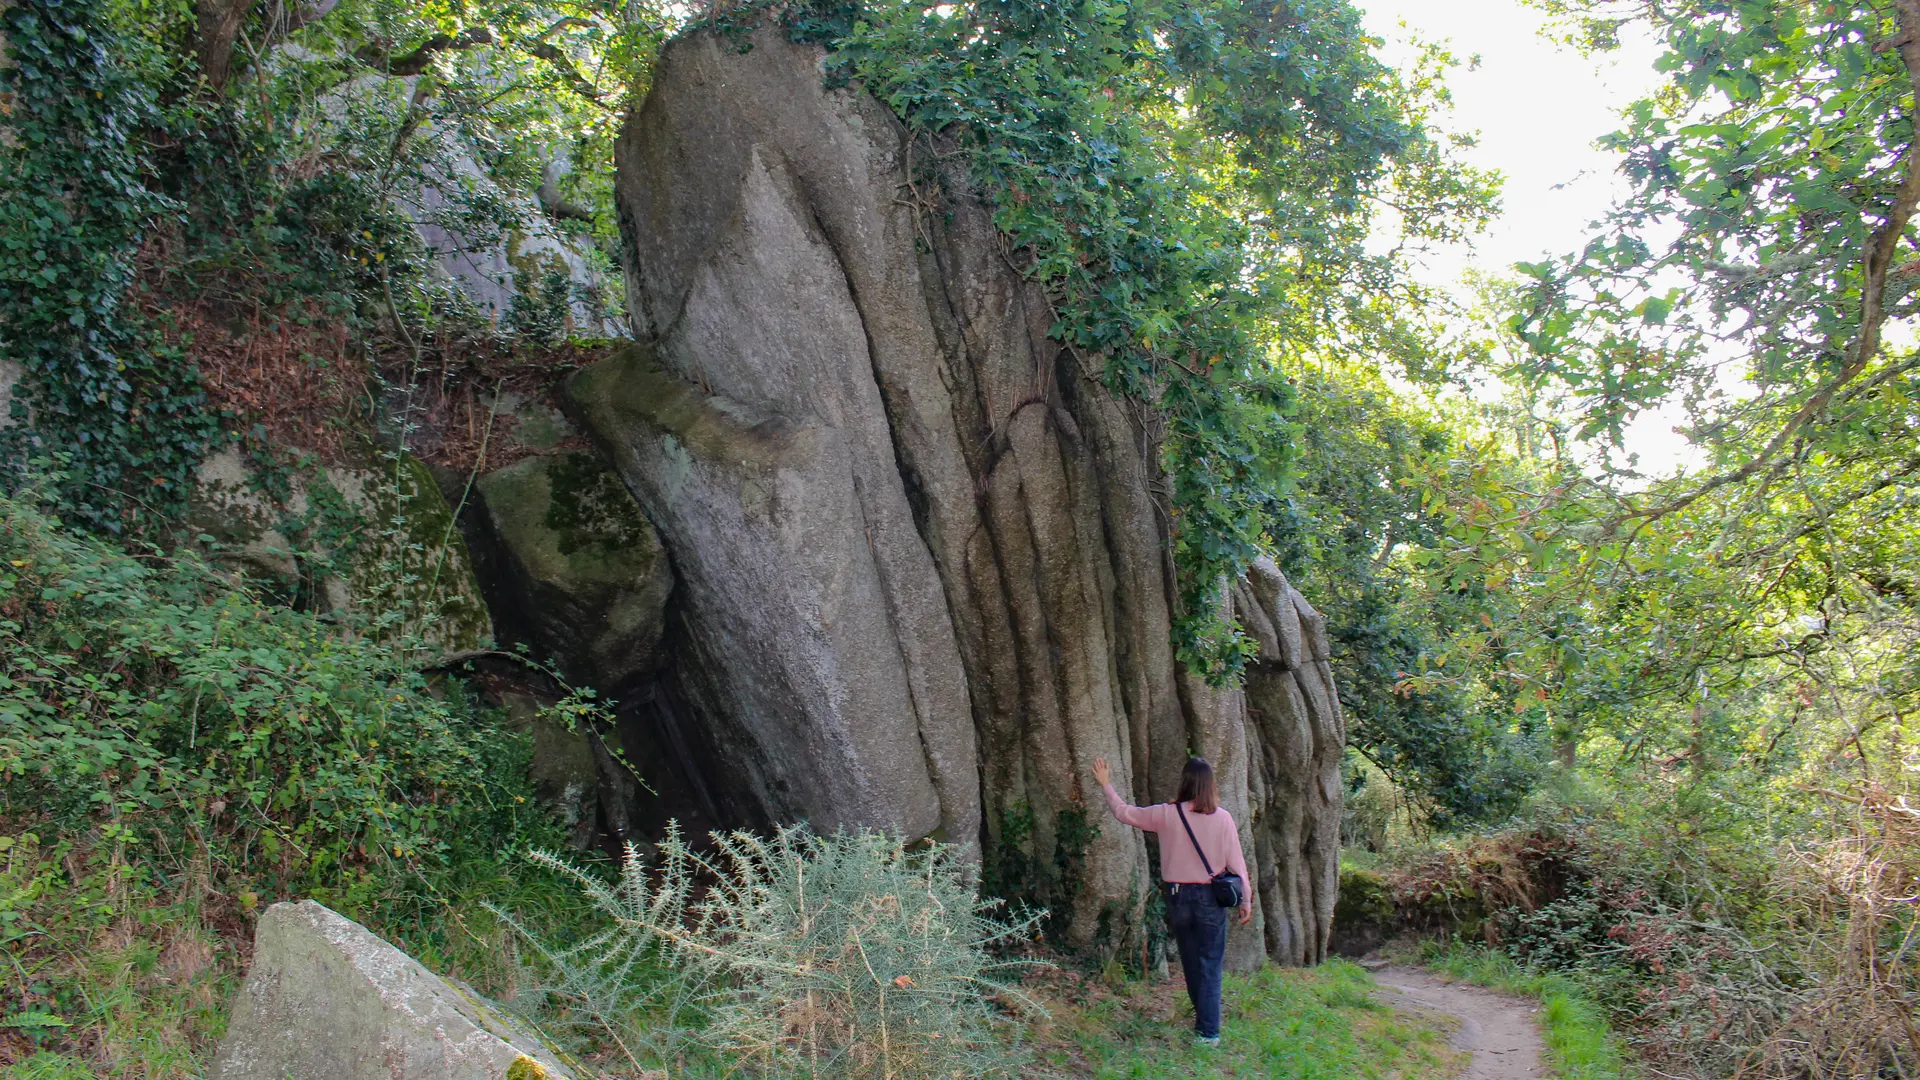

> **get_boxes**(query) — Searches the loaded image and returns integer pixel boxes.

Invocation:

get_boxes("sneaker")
[1194,1035,1221,1049]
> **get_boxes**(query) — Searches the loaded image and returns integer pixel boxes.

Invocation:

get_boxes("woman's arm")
[1091,758,1159,831]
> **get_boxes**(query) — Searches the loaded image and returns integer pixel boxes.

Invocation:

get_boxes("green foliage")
[1333,867,1393,930]
[279,0,678,242]
[506,825,1042,1080]
[1280,365,1546,820]
[2,0,665,538]
[1521,0,1919,450]
[979,798,1110,949]
[1389,0,1920,783]
[0,860,237,1080]
[0,474,551,915]
[812,0,1496,681]
[0,479,568,1073]
[0,484,531,891]
[1370,772,1920,1076]
[0,0,219,532]
[8,0,1498,691]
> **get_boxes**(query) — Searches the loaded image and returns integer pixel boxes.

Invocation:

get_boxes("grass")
[2,895,1471,1080]
[0,836,588,1080]
[1416,944,1630,1080]
[1025,958,1466,1079]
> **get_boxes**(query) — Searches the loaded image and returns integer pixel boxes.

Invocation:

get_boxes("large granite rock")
[212,900,575,1080]
[575,26,1345,964]
[475,451,673,689]
[571,342,976,845]
[302,63,623,339]
[1234,558,1347,967]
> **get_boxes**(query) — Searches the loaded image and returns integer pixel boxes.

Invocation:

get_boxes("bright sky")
[1356,0,1705,474]
[1358,0,1664,283]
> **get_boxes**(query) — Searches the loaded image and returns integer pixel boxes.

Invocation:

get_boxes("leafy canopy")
[1358,0,1920,800]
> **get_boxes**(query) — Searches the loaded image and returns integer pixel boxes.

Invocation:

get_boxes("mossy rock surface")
[211,900,577,1080]
[475,450,672,688]
[187,448,494,660]
[331,453,495,660]
[1329,866,1396,958]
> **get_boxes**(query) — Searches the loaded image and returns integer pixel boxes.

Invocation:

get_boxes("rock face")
[212,900,575,1080]
[572,27,1345,965]
[1234,558,1347,967]
[475,451,673,690]
[192,449,493,660]
[308,65,625,338]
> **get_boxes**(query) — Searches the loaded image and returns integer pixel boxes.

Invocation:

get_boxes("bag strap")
[1174,802,1215,877]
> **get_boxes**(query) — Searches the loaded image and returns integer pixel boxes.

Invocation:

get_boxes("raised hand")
[1092,757,1111,787]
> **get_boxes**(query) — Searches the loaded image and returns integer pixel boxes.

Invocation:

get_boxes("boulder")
[191,447,303,595]
[301,63,624,339]
[500,690,606,850]
[212,900,576,1080]
[324,455,494,659]
[578,26,1345,964]
[413,141,625,339]
[571,343,973,844]
[475,451,673,689]
[190,448,494,660]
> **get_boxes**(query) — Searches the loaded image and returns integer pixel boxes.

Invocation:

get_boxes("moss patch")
[340,452,495,657]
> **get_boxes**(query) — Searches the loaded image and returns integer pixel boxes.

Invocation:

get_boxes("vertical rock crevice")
[567,27,1346,966]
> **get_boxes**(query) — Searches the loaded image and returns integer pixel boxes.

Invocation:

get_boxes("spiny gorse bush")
[507,825,1044,1080]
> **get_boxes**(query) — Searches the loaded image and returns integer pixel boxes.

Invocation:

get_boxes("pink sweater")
[1102,782,1251,894]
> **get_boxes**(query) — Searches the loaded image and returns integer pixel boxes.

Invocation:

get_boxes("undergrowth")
[1349,769,1920,1079]
[503,826,1044,1080]
[0,484,570,1075]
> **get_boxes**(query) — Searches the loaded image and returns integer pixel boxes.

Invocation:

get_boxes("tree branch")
[355,26,495,77]
[1604,0,1920,532]
[195,0,255,92]
[521,38,605,102]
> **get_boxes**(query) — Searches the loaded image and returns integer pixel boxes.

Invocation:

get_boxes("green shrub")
[1334,866,1394,927]
[0,486,535,897]
[0,484,559,1072]
[507,825,1044,1080]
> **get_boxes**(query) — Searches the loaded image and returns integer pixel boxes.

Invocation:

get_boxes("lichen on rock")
[187,447,493,661]
[212,900,576,1080]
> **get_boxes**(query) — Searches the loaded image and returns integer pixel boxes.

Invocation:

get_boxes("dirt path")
[1372,965,1549,1080]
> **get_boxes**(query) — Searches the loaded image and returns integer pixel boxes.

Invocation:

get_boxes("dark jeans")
[1166,883,1228,1038]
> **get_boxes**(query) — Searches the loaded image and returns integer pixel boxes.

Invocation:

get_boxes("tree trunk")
[194,0,251,91]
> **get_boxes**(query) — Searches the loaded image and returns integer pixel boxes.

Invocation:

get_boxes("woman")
[1092,755,1252,1047]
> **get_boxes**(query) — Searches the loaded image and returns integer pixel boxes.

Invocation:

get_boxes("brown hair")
[1176,757,1219,814]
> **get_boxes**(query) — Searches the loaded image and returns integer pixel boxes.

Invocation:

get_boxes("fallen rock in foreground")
[212,900,576,1080]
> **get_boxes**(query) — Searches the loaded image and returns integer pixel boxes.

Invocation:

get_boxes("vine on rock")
[0,0,218,531]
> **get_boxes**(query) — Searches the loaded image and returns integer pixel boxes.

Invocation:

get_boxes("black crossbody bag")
[1174,802,1244,909]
